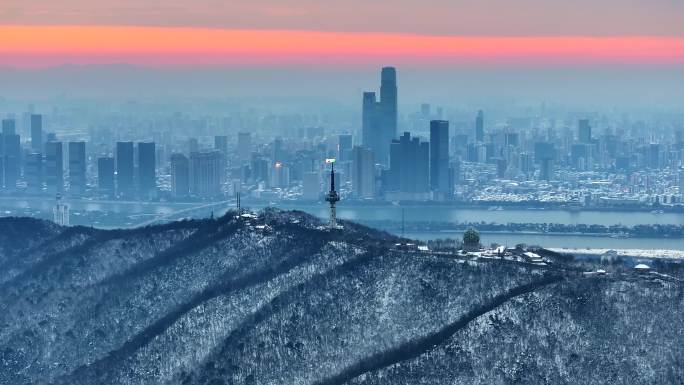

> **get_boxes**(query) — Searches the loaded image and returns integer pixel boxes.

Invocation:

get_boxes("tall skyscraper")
[362,67,398,166]
[137,142,156,199]
[116,141,135,198]
[45,141,64,195]
[190,151,222,198]
[68,141,86,196]
[338,134,353,162]
[380,67,398,142]
[97,157,115,197]
[429,120,450,197]
[237,132,252,164]
[31,114,43,152]
[2,119,16,135]
[362,91,380,158]
[170,153,190,198]
[24,152,43,195]
[578,119,592,143]
[679,169,684,197]
[475,110,484,143]
[0,119,21,190]
[388,132,430,196]
[351,146,375,199]
[540,158,554,181]
[2,131,21,191]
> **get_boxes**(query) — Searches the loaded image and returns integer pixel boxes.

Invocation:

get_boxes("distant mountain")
[0,209,682,385]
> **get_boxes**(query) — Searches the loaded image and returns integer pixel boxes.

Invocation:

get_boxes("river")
[0,198,682,250]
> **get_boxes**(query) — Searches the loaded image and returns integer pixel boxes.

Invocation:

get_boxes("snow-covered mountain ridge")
[0,209,682,384]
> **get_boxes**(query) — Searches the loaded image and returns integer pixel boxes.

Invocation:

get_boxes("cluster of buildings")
[1,67,683,209]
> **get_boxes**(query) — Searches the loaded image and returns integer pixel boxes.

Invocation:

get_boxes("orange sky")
[2,26,683,68]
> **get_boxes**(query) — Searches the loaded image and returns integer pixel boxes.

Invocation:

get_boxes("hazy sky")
[1,1,683,106]
[1,0,683,36]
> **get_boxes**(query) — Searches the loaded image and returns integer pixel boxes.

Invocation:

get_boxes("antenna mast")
[325,159,340,229]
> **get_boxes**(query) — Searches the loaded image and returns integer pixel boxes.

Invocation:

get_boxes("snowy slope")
[0,210,682,385]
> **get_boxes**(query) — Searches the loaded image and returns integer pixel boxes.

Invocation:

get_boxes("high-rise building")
[45,141,64,195]
[237,132,252,164]
[362,67,398,166]
[97,157,115,197]
[380,66,398,143]
[540,158,554,181]
[68,141,86,196]
[679,169,684,197]
[475,110,484,143]
[116,141,135,198]
[2,118,16,135]
[578,119,592,144]
[648,143,660,169]
[362,91,380,159]
[24,152,43,194]
[388,132,430,196]
[272,137,285,163]
[429,120,450,197]
[214,135,228,155]
[31,114,43,152]
[338,134,353,162]
[351,146,375,199]
[190,151,222,198]
[170,153,190,198]
[137,142,156,199]
[187,138,199,155]
[2,131,21,190]
[269,161,290,189]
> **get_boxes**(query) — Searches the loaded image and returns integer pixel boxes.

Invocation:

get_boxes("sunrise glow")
[1,26,683,68]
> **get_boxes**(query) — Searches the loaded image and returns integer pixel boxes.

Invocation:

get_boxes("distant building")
[187,138,199,155]
[679,169,684,197]
[53,196,69,226]
[214,135,228,156]
[68,141,86,196]
[2,131,21,190]
[351,146,375,199]
[578,119,592,144]
[170,153,190,198]
[237,132,252,164]
[540,158,554,181]
[648,143,660,169]
[31,114,43,152]
[137,142,156,199]
[45,141,64,194]
[362,67,397,166]
[116,141,135,198]
[387,132,430,199]
[190,151,223,198]
[2,118,15,135]
[475,110,484,143]
[24,152,43,195]
[269,161,290,189]
[379,67,398,155]
[97,157,115,197]
[430,120,450,197]
[338,134,353,162]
